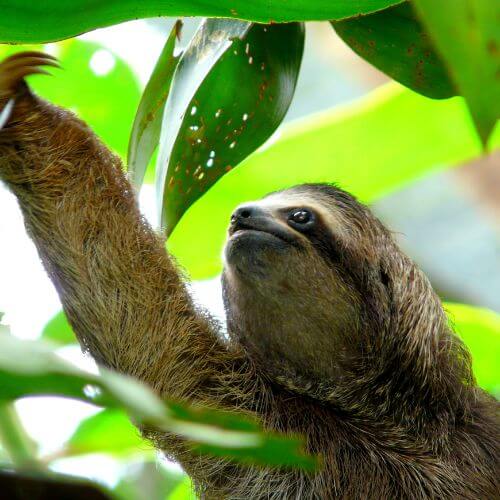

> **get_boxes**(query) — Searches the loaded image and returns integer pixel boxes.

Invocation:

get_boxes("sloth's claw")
[0,51,60,95]
[0,51,60,127]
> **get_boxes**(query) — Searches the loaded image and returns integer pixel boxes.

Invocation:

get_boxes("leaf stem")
[0,402,40,469]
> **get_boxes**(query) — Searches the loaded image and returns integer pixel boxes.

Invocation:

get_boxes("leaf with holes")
[0,0,403,43]
[157,19,304,233]
[332,2,455,99]
[412,0,500,145]
[128,21,182,188]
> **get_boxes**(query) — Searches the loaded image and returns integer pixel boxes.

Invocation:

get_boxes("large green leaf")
[0,334,316,469]
[168,83,500,279]
[445,303,500,397]
[412,0,500,144]
[158,20,304,233]
[0,1,403,43]
[0,40,140,159]
[332,3,455,99]
[128,21,182,188]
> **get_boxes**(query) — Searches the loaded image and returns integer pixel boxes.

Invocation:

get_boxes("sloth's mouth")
[229,220,296,244]
[232,228,286,243]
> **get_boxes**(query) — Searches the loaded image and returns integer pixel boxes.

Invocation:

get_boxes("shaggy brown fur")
[0,52,498,499]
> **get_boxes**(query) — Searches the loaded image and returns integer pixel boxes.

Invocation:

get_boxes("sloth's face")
[223,186,361,282]
[224,191,319,277]
[221,184,391,383]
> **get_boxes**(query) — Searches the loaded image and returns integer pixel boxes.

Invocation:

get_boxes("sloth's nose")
[230,204,266,224]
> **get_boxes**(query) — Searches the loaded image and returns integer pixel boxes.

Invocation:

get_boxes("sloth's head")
[222,184,444,398]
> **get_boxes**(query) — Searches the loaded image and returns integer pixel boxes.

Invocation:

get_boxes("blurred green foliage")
[446,303,500,397]
[1,2,499,498]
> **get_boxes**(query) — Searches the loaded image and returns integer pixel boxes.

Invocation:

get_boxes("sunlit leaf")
[445,303,500,397]
[0,0,403,43]
[0,40,140,159]
[412,0,500,144]
[40,311,75,345]
[63,409,152,458]
[0,335,316,469]
[158,20,304,234]
[128,21,182,188]
[332,3,455,99]
[168,84,500,279]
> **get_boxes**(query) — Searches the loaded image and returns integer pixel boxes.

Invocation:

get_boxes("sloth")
[0,52,499,499]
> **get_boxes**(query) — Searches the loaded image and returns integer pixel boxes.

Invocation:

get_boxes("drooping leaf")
[63,409,152,458]
[168,83,500,279]
[412,0,500,144]
[128,21,182,188]
[157,20,304,234]
[40,311,75,345]
[445,302,500,397]
[0,0,404,43]
[0,40,141,159]
[0,334,316,469]
[332,3,455,99]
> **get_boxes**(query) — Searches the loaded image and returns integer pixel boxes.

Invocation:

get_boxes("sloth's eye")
[288,209,314,227]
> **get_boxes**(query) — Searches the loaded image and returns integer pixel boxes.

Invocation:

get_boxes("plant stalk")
[0,402,40,469]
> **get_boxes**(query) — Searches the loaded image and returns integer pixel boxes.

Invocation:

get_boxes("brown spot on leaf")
[487,40,498,56]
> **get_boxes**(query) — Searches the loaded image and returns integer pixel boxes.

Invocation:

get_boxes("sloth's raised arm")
[0,53,255,407]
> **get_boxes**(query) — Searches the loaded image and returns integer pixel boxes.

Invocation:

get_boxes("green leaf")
[64,409,152,458]
[168,476,196,500]
[0,334,316,469]
[332,3,455,99]
[40,311,75,345]
[158,20,304,234]
[445,303,500,397]
[114,461,186,500]
[168,83,500,279]
[412,0,500,144]
[0,40,140,159]
[128,21,182,188]
[155,18,251,232]
[0,1,404,43]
